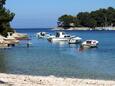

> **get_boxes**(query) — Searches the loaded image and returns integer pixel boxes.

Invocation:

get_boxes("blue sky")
[6,0,115,28]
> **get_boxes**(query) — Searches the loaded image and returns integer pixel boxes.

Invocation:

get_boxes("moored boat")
[48,32,75,42]
[8,32,29,40]
[81,40,99,48]
[36,32,51,39]
[5,32,20,44]
[68,37,82,44]
[0,35,16,48]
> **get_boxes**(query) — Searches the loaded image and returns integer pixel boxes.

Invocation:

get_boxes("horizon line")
[14,27,54,29]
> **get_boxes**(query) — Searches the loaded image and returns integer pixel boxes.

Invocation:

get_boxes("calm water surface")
[0,28,115,80]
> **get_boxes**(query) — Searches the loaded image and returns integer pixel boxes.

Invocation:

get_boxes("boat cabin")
[56,32,70,38]
[86,40,97,44]
[40,32,46,36]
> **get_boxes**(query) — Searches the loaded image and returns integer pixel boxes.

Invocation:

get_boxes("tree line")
[0,0,15,36]
[58,7,115,29]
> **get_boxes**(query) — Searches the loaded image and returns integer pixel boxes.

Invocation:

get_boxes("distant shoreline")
[13,27,115,31]
[0,73,115,86]
[52,27,115,31]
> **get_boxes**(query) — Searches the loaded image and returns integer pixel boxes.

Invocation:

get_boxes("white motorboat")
[3,33,19,44]
[8,32,29,40]
[0,35,13,47]
[46,35,55,39]
[48,32,75,42]
[68,37,82,44]
[0,35,8,45]
[36,32,51,38]
[81,40,99,48]
[5,36,19,44]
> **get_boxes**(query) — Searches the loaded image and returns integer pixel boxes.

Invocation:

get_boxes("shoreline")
[53,27,115,31]
[0,73,115,86]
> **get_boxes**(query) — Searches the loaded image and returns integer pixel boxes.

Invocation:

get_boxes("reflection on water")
[0,50,7,72]
[78,45,90,52]
[49,41,68,47]
[68,44,79,48]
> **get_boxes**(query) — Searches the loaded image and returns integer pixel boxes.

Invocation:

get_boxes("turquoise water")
[0,28,115,80]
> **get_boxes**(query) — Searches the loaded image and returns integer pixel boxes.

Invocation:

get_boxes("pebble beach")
[0,73,115,86]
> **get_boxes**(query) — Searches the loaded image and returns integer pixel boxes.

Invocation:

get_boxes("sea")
[0,28,115,80]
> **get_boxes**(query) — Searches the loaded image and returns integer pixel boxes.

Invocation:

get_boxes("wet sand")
[0,73,115,86]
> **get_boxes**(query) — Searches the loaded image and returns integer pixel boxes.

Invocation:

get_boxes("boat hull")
[68,40,81,44]
[49,37,71,42]
[68,37,82,44]
[81,44,98,48]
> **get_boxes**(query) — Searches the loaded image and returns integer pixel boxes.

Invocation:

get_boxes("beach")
[0,73,115,86]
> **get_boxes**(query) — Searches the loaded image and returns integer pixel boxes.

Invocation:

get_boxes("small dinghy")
[36,32,50,39]
[68,37,82,44]
[81,40,99,48]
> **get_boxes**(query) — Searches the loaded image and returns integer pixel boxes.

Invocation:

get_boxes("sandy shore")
[0,73,115,86]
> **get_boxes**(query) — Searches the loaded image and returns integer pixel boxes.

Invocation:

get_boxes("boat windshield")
[62,32,65,35]
[64,35,70,37]
[40,32,45,36]
[56,32,60,37]
[86,41,92,44]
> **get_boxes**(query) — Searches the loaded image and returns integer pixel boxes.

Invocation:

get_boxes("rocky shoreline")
[0,73,115,86]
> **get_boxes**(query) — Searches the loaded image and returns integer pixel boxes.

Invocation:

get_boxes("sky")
[6,0,115,28]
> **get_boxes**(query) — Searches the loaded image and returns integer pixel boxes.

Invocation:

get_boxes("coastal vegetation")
[0,0,15,36]
[58,7,115,29]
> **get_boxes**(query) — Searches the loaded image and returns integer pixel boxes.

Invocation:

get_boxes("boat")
[36,32,51,38]
[46,35,55,39]
[48,32,75,42]
[0,35,14,48]
[8,32,29,40]
[81,40,99,48]
[4,33,19,44]
[0,35,10,44]
[4,37,19,45]
[68,37,82,44]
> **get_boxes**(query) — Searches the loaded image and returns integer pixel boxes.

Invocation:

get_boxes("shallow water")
[0,28,115,80]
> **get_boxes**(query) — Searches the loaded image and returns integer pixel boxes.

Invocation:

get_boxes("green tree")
[58,7,115,29]
[58,14,76,29]
[0,0,15,36]
[107,7,115,26]
[0,0,6,6]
